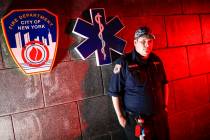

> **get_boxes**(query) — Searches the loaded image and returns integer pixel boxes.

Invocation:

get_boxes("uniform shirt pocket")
[126,68,146,89]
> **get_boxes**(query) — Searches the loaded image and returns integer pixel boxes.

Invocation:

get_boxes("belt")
[126,111,145,118]
[126,111,154,120]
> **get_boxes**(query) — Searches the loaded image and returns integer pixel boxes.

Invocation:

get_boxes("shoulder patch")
[113,64,121,74]
[128,64,138,68]
[153,61,160,65]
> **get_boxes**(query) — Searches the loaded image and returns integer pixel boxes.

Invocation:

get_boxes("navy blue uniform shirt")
[108,50,168,115]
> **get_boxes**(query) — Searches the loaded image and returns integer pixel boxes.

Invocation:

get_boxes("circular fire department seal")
[22,41,49,67]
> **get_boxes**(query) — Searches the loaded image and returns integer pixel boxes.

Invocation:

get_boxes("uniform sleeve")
[107,58,126,97]
[159,59,168,84]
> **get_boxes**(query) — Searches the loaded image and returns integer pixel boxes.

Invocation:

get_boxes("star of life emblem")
[72,8,126,66]
[1,9,58,75]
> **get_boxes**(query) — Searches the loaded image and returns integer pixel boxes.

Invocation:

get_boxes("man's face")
[134,36,153,58]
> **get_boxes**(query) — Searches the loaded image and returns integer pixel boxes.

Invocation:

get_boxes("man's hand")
[164,83,169,112]
[112,96,127,128]
[118,115,127,128]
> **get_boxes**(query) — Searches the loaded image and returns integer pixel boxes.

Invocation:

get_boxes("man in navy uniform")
[108,26,170,140]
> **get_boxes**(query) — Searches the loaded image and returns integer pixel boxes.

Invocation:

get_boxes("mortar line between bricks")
[0,95,109,117]
[63,12,210,21]
[42,95,107,108]
[163,13,210,16]
[99,66,105,95]
[169,72,210,82]
[153,42,210,51]
[0,106,45,118]
[40,74,47,108]
[163,16,169,48]
[184,46,192,77]
[76,101,84,140]
[21,95,107,112]
[0,67,22,71]
[77,94,108,101]
[10,115,17,140]
[116,13,210,18]
[168,103,210,117]
[0,101,77,118]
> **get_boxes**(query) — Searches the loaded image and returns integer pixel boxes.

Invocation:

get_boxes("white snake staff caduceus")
[95,13,106,60]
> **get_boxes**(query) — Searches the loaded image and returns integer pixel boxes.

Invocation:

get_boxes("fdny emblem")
[1,9,58,75]
[72,8,126,66]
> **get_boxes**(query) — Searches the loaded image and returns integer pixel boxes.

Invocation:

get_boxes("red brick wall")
[0,0,210,140]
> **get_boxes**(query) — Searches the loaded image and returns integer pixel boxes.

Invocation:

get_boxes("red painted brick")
[191,104,210,140]
[169,104,210,140]
[168,82,176,116]
[90,0,109,10]
[107,0,182,17]
[169,112,193,140]
[6,0,66,15]
[165,15,202,47]
[139,0,182,16]
[182,0,210,14]
[65,0,93,19]
[121,16,166,53]
[106,0,142,17]
[7,0,92,19]
[187,44,210,75]
[154,47,189,81]
[201,15,210,43]
[172,75,209,112]
[208,74,210,101]
[41,0,66,16]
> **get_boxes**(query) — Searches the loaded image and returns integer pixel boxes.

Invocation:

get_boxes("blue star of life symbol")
[72,8,126,66]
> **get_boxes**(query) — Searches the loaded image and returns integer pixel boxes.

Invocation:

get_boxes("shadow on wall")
[75,59,126,140]
[72,9,127,140]
[1,1,128,139]
[53,19,76,67]
[0,0,12,17]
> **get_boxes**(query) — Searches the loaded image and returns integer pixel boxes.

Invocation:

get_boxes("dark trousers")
[124,111,170,140]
